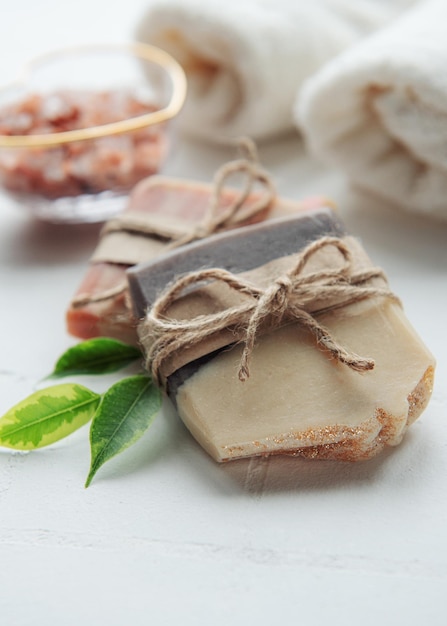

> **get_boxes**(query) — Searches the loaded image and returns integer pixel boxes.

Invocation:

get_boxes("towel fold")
[136,0,415,142]
[297,0,447,220]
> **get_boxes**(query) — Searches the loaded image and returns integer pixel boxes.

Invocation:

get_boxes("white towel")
[298,0,447,221]
[135,0,416,142]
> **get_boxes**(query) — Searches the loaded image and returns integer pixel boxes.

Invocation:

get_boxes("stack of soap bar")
[66,174,329,344]
[127,208,435,462]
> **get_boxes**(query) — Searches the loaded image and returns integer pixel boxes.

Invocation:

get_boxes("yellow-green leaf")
[0,384,101,450]
[85,375,161,487]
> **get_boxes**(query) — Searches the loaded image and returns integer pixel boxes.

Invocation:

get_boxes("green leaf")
[85,375,162,487]
[0,384,101,450]
[48,337,142,379]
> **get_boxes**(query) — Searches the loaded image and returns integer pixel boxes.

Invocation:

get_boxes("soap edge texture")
[178,364,434,463]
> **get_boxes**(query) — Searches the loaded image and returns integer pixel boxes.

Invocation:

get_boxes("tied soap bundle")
[298,0,447,221]
[127,207,435,463]
[0,182,435,484]
[135,0,416,141]
[67,141,329,344]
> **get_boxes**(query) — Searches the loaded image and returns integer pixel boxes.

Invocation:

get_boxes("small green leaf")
[48,337,142,379]
[85,375,162,487]
[0,384,101,450]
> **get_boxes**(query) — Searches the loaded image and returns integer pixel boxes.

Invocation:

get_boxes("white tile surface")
[1,2,446,625]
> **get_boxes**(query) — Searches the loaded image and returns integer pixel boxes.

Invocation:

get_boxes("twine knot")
[141,236,401,386]
[268,275,294,313]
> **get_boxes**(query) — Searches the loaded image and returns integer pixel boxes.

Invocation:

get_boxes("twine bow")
[142,236,400,386]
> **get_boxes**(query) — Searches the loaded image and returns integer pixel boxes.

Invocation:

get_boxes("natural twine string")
[168,137,276,248]
[141,236,401,387]
[71,138,275,308]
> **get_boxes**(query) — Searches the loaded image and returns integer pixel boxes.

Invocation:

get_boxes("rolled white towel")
[297,0,447,221]
[135,0,416,142]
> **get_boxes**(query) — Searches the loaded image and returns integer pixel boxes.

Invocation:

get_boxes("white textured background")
[1,2,446,625]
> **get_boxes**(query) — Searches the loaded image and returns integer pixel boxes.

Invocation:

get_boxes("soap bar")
[129,207,345,318]
[128,210,435,463]
[66,174,329,344]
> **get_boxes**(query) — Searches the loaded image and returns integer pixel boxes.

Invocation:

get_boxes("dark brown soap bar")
[128,207,345,319]
[127,209,435,464]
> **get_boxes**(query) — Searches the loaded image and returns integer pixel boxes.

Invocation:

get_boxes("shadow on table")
[210,427,428,496]
[2,217,102,266]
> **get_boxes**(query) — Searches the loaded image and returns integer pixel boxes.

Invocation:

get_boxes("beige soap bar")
[176,300,434,461]
[129,211,435,463]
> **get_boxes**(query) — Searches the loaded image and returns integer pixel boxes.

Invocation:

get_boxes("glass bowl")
[0,43,187,223]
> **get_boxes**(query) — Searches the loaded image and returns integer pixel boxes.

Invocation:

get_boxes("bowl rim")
[0,42,187,149]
